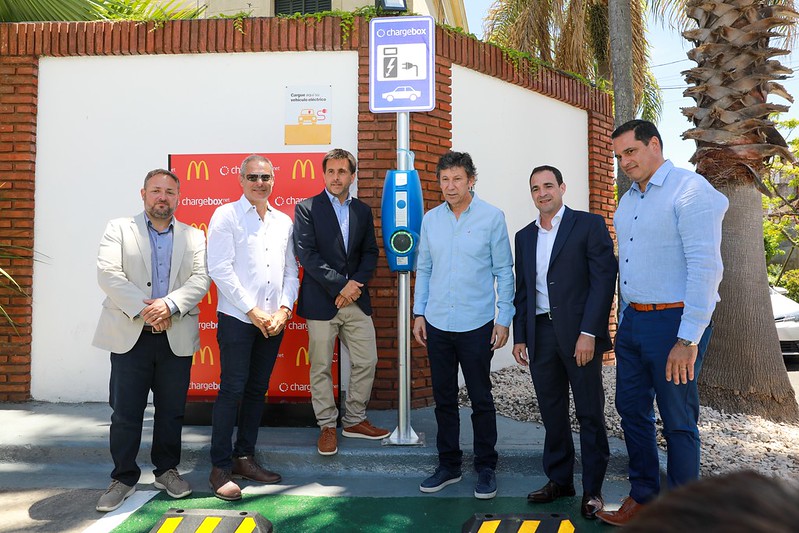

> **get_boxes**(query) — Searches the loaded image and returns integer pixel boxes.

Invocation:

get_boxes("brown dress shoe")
[596,496,643,526]
[581,493,604,519]
[318,426,338,455]
[342,420,390,440]
[232,456,281,484]
[527,480,576,503]
[209,466,242,501]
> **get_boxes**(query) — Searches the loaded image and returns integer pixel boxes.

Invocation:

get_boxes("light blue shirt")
[325,189,351,253]
[144,214,177,315]
[413,193,515,331]
[614,160,728,343]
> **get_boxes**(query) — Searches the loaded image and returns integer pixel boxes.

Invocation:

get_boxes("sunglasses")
[245,173,273,183]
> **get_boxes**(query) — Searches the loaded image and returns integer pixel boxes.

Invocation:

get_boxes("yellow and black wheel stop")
[148,508,273,533]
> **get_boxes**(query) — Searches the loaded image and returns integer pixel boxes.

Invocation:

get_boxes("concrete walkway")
[0,402,634,532]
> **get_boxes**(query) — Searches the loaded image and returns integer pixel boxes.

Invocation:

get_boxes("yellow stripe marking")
[477,519,502,533]
[196,516,223,532]
[234,516,258,533]
[517,520,540,532]
[557,519,575,533]
[156,516,183,533]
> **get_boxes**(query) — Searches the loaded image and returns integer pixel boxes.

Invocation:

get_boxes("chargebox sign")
[169,153,339,403]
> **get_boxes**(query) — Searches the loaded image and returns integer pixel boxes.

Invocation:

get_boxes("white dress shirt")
[207,195,299,324]
[534,204,565,315]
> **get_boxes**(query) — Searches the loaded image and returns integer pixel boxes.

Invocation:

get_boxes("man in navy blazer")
[512,165,617,519]
[294,149,390,457]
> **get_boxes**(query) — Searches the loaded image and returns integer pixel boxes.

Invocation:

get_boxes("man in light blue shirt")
[597,120,728,527]
[412,151,514,500]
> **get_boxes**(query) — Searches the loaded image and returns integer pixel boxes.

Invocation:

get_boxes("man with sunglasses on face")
[206,155,299,500]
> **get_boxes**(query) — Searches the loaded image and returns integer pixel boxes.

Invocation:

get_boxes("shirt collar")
[444,191,477,214]
[535,203,566,230]
[631,159,673,194]
[236,194,272,215]
[144,212,174,233]
[325,188,352,207]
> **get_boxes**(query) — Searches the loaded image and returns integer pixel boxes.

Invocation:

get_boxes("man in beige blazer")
[93,169,210,512]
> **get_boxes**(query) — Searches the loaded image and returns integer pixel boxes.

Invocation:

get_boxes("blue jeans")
[210,313,283,469]
[615,306,713,503]
[109,331,192,486]
[426,320,497,473]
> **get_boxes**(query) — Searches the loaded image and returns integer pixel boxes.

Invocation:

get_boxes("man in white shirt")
[206,155,299,501]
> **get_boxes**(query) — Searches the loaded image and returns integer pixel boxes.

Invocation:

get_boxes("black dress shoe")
[527,480,576,503]
[581,494,604,519]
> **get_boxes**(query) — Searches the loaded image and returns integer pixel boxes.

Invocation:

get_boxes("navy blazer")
[512,207,617,358]
[294,191,379,321]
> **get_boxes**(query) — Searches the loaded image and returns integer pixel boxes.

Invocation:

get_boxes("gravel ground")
[459,365,799,477]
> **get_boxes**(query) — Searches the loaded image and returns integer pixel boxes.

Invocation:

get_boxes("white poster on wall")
[285,85,332,145]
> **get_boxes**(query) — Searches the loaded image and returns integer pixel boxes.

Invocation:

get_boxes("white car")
[382,86,421,102]
[771,286,799,357]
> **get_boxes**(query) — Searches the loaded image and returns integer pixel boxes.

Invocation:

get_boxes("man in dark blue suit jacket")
[294,149,390,457]
[512,165,617,519]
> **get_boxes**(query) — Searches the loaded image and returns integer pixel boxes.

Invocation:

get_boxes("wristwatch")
[677,337,696,347]
[280,306,293,320]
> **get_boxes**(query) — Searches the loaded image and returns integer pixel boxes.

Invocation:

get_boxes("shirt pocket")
[459,227,490,260]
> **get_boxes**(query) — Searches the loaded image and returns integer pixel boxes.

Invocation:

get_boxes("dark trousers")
[426,320,498,473]
[109,331,192,486]
[614,306,713,504]
[530,315,609,495]
[210,313,283,469]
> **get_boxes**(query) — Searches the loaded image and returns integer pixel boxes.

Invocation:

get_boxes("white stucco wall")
[451,64,590,372]
[32,51,359,401]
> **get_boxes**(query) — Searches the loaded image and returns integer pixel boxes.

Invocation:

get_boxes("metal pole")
[385,112,422,445]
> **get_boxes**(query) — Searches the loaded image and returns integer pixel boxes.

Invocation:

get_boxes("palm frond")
[0,0,101,22]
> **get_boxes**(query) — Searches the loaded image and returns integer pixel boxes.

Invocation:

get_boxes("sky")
[462,1,799,170]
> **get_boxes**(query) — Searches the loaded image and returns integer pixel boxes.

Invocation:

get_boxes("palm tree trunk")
[608,0,634,197]
[699,183,799,422]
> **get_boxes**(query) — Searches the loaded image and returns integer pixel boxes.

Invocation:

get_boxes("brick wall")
[0,17,614,404]
[0,54,38,401]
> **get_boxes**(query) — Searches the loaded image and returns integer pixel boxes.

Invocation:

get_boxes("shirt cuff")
[580,331,595,338]
[164,297,179,316]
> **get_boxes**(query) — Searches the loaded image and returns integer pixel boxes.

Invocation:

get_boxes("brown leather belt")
[629,302,684,312]
[142,325,164,334]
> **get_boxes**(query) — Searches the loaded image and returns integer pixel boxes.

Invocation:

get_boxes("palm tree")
[681,0,799,421]
[0,0,204,22]
[483,0,660,125]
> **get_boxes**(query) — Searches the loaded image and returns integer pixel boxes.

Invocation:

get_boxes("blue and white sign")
[369,16,435,113]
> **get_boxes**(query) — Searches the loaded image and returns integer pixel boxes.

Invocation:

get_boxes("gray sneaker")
[96,480,135,512]
[154,469,192,498]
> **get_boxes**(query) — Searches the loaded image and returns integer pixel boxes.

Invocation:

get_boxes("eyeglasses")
[245,173,273,183]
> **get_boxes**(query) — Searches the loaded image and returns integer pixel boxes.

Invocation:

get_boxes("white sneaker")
[96,480,135,512]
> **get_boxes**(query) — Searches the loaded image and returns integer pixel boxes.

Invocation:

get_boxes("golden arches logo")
[186,160,210,181]
[292,159,315,180]
[295,346,310,367]
[193,345,215,366]
[190,222,209,238]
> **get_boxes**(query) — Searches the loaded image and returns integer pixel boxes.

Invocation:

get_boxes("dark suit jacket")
[294,191,379,321]
[512,207,617,358]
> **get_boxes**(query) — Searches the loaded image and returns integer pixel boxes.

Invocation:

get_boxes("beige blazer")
[92,212,211,356]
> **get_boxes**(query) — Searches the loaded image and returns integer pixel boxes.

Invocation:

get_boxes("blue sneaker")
[419,467,462,493]
[474,468,497,499]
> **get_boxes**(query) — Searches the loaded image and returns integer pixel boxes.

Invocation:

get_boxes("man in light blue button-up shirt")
[412,151,514,500]
[597,120,728,527]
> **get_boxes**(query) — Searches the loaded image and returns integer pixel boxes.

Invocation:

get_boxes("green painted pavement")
[113,493,614,532]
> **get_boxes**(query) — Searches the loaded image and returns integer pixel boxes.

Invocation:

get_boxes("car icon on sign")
[298,109,317,125]
[381,86,421,102]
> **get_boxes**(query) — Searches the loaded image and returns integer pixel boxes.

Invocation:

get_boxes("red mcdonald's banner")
[170,153,338,403]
